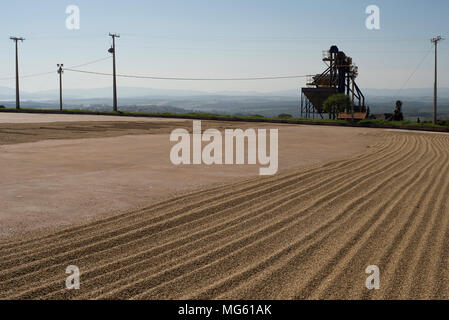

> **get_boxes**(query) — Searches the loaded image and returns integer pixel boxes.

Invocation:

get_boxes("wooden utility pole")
[431,36,444,124]
[57,64,64,111]
[351,77,355,124]
[10,37,25,110]
[108,33,120,112]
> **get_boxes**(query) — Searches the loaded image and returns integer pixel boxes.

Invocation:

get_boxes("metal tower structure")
[300,46,366,119]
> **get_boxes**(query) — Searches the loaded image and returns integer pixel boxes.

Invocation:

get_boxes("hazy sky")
[0,0,448,93]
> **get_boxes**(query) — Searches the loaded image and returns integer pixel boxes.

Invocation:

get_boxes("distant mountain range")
[2,86,449,100]
[1,86,449,120]
[0,86,303,101]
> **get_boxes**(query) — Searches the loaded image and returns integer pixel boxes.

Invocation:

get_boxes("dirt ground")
[7,113,449,300]
[0,113,185,124]
[0,114,380,238]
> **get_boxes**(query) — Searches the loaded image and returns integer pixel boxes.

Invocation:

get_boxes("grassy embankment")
[1,107,449,132]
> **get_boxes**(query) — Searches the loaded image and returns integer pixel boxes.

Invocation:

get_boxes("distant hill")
[1,86,448,120]
[364,88,449,99]
[1,85,449,100]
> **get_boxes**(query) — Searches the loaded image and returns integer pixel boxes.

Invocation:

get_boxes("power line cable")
[120,33,433,42]
[0,57,111,81]
[69,56,111,69]
[394,46,433,98]
[64,68,311,81]
[0,70,55,81]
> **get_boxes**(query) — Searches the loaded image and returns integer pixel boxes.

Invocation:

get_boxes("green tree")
[277,113,293,119]
[323,94,351,119]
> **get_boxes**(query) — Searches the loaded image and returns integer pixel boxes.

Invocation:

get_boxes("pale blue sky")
[0,0,447,93]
